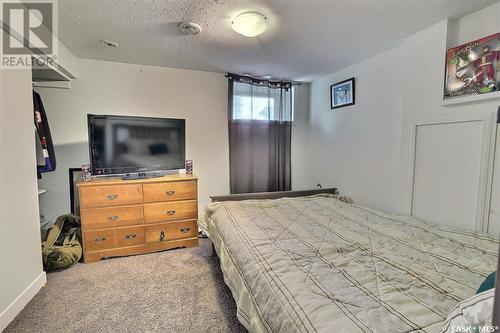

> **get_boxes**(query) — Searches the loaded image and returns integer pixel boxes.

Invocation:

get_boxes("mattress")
[200,194,499,333]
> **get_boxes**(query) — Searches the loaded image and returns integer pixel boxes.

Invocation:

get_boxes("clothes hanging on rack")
[33,90,56,175]
[34,126,46,166]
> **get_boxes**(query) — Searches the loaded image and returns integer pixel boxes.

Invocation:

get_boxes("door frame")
[406,112,497,232]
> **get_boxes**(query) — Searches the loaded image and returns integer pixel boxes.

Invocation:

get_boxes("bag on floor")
[42,214,82,271]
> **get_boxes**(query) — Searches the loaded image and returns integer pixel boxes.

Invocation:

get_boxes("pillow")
[440,289,495,333]
[149,143,169,155]
[477,272,496,294]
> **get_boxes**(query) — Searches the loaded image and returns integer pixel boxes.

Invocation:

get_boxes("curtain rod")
[225,73,302,86]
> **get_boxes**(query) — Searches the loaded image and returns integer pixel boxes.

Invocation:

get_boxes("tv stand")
[77,174,199,263]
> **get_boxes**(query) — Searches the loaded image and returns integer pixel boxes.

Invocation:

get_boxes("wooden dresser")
[77,174,198,263]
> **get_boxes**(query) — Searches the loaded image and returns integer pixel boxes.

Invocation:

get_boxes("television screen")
[88,114,186,175]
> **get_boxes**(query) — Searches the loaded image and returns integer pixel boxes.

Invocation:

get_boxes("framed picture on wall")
[330,77,355,109]
[444,32,500,100]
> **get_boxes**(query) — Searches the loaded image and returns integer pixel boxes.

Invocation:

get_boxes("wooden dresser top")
[77,173,197,187]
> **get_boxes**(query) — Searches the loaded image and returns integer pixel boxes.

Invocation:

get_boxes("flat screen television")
[88,114,186,176]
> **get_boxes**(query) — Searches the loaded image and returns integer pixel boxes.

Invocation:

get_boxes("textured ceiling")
[58,0,498,82]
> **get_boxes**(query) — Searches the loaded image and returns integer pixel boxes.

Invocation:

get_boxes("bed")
[199,191,499,333]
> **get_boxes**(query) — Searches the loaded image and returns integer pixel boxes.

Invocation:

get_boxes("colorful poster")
[444,33,500,99]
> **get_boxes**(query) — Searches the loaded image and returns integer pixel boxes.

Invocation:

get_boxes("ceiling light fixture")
[179,22,201,35]
[102,40,119,48]
[231,12,267,37]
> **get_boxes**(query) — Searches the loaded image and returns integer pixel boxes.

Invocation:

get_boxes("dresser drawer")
[143,181,196,203]
[84,229,115,251]
[145,220,198,243]
[80,184,142,208]
[143,200,197,223]
[115,226,145,248]
[81,205,143,230]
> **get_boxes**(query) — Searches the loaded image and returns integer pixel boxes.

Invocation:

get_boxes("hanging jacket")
[33,91,56,174]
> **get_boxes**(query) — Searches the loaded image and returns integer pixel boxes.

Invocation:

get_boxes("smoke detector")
[102,40,119,48]
[179,22,201,35]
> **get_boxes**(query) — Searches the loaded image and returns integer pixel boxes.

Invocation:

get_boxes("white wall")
[37,59,230,222]
[449,2,500,46]
[295,47,405,213]
[295,2,500,221]
[37,3,500,228]
[0,68,46,330]
[291,83,311,189]
[398,12,500,214]
[37,59,311,224]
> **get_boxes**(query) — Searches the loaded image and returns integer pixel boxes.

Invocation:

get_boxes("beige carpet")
[6,238,247,333]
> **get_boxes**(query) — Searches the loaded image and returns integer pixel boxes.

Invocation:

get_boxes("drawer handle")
[180,227,191,233]
[106,194,118,200]
[166,210,176,216]
[94,237,107,242]
[125,233,137,239]
[108,215,119,221]
[159,230,165,241]
[166,190,176,196]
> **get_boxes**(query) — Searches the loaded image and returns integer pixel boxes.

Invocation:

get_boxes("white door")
[488,125,500,237]
[411,114,497,232]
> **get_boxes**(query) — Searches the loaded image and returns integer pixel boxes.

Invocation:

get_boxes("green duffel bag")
[42,214,82,271]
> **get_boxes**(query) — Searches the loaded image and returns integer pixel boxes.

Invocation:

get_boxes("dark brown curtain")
[228,74,293,194]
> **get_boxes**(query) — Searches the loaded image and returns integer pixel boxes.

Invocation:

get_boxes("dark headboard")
[210,188,337,202]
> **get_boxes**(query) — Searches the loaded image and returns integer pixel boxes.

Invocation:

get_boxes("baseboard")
[0,271,46,331]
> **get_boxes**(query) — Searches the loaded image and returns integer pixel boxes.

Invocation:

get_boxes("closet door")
[488,127,500,236]
[411,118,495,232]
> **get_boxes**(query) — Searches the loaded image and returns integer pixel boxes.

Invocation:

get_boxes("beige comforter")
[200,195,499,333]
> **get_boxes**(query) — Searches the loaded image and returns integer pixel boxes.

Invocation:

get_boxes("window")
[228,76,293,194]
[232,81,294,121]
[233,96,274,120]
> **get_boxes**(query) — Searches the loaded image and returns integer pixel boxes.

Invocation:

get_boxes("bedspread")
[201,195,499,333]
